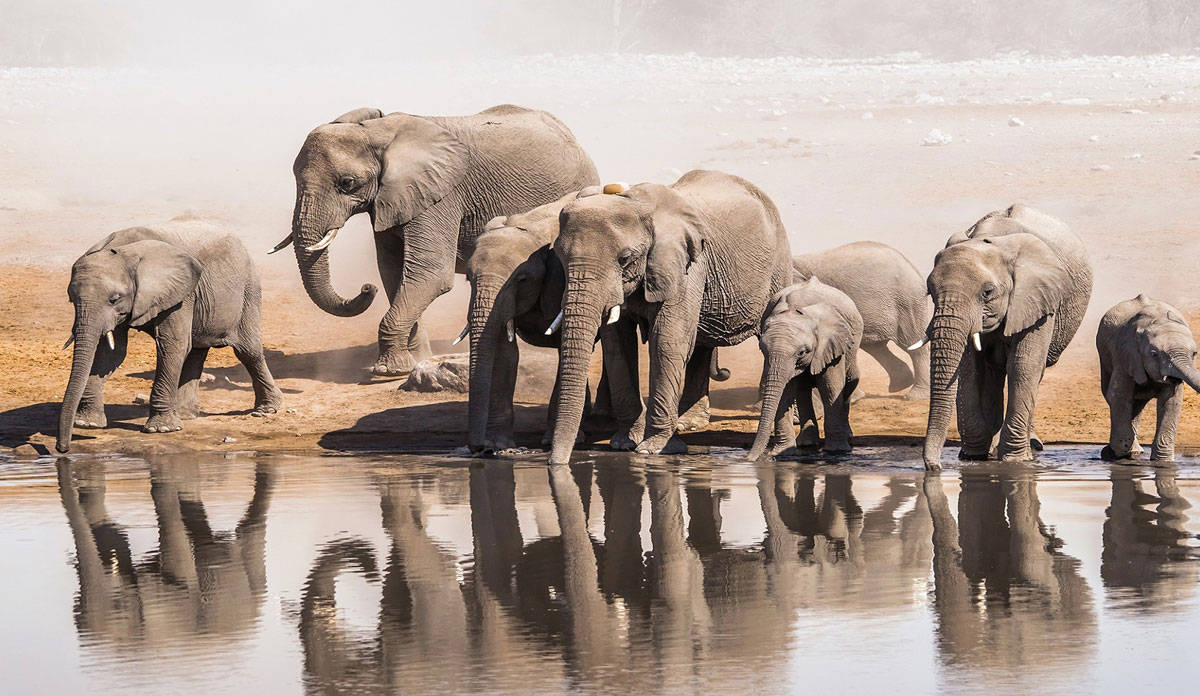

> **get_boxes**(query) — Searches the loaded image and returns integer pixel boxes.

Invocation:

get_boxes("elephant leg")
[997,316,1055,461]
[589,363,613,422]
[635,307,700,456]
[769,377,799,456]
[1151,387,1183,461]
[145,310,192,434]
[1101,375,1137,460]
[905,342,931,400]
[955,347,994,459]
[177,347,209,420]
[233,290,283,416]
[677,345,712,432]
[795,379,820,447]
[1130,396,1149,455]
[76,328,128,429]
[817,366,852,453]
[485,339,518,452]
[601,321,645,451]
[863,341,913,394]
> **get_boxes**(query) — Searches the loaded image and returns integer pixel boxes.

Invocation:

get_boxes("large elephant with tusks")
[277,105,598,375]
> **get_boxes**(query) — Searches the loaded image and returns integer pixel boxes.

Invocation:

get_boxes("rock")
[1122,108,1147,115]
[861,111,874,120]
[286,408,298,414]
[1123,153,1142,160]
[902,118,913,125]
[133,393,150,405]
[400,353,470,393]
[1008,116,1024,127]
[1091,164,1112,171]
[921,129,952,147]
[1060,97,1091,106]
[11,443,40,458]
[200,372,215,384]
[1089,135,1100,142]
[221,436,237,443]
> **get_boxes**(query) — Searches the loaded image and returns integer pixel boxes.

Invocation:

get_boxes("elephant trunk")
[292,191,376,317]
[466,281,508,451]
[57,315,102,453]
[748,352,795,460]
[1167,351,1200,393]
[548,277,605,465]
[923,295,974,469]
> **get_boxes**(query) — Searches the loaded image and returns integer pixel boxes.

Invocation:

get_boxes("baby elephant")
[57,218,281,452]
[1097,294,1200,461]
[748,277,863,459]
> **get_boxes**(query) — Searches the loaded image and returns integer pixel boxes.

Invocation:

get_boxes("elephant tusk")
[106,331,115,350]
[267,234,294,255]
[62,335,74,350]
[607,305,621,325]
[907,335,929,351]
[506,319,515,342]
[972,332,982,352]
[451,324,469,346]
[304,228,340,252]
[545,310,564,335]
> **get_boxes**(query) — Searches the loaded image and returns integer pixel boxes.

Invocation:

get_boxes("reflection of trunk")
[549,276,603,464]
[292,191,374,317]
[467,282,506,449]
[923,295,974,466]
[57,321,101,453]
[748,354,795,459]
[299,538,380,686]
[1167,351,1200,392]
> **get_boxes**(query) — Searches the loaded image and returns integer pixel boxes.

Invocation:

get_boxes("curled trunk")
[748,355,795,459]
[923,298,973,469]
[292,192,376,317]
[548,281,603,465]
[57,327,101,453]
[466,283,505,450]
[1167,352,1200,393]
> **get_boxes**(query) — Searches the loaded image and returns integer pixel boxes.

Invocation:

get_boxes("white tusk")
[972,332,982,351]
[62,335,74,350]
[267,234,294,255]
[106,331,115,350]
[907,336,929,351]
[607,305,621,325]
[506,319,515,342]
[304,228,340,252]
[545,310,564,335]
[451,325,469,346]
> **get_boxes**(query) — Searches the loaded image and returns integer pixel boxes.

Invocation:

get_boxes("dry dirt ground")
[3,55,1200,458]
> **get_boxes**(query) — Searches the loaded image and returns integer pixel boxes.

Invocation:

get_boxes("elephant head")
[58,237,201,453]
[1119,297,1200,391]
[920,233,1070,468]
[748,280,856,460]
[280,108,469,317]
[547,183,706,464]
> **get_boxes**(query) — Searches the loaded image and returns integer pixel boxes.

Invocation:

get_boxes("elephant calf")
[57,218,281,452]
[793,241,930,399]
[1097,294,1200,461]
[748,277,863,458]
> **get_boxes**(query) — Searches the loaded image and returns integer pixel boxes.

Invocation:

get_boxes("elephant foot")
[903,387,930,401]
[178,406,201,421]
[250,387,284,418]
[1029,429,1044,451]
[1101,444,1137,461]
[797,423,821,447]
[476,433,518,456]
[636,432,688,456]
[998,447,1034,463]
[824,441,852,455]
[74,405,107,429]
[371,348,424,377]
[1131,441,1145,456]
[958,449,991,461]
[768,436,797,457]
[610,429,638,451]
[887,375,915,393]
[677,396,711,432]
[144,413,183,434]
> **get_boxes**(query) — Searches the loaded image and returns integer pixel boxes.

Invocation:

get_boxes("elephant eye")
[1150,349,1159,357]
[618,248,636,267]
[109,293,121,305]
[336,175,359,193]
[981,284,996,300]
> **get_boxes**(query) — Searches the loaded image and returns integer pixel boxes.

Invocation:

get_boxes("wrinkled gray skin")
[57,218,281,453]
[282,104,598,376]
[548,170,792,464]
[921,204,1092,470]
[748,277,863,459]
[793,241,931,399]
[1097,295,1200,461]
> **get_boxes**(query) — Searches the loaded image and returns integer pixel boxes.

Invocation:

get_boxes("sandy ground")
[3,54,1200,458]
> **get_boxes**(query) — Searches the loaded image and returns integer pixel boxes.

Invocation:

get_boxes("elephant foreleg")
[636,307,700,456]
[600,320,645,451]
[998,316,1055,461]
[795,382,820,447]
[1101,374,1137,460]
[76,328,129,429]
[817,366,853,453]
[955,346,994,459]
[1151,386,1183,461]
[177,347,209,420]
[769,377,799,456]
[1130,396,1149,455]
[486,338,518,452]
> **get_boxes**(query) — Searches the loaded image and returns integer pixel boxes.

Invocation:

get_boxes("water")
[1,448,1198,695]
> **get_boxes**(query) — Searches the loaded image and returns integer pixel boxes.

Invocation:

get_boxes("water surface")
[2,448,1198,694]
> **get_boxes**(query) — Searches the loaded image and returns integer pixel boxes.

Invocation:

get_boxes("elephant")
[546,170,793,464]
[919,204,1092,469]
[1096,294,1200,461]
[57,217,282,453]
[747,276,863,459]
[793,241,931,399]
[278,104,598,376]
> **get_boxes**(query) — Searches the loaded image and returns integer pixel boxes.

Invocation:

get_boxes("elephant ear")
[643,201,706,304]
[1005,235,1070,337]
[538,246,566,321]
[84,226,158,255]
[369,114,469,232]
[810,304,855,375]
[331,107,383,124]
[118,240,202,327]
[1120,323,1151,385]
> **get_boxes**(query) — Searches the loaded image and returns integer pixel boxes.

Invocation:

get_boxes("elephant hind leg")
[862,341,914,394]
[177,347,210,420]
[1130,396,1150,455]
[232,344,283,416]
[677,346,713,432]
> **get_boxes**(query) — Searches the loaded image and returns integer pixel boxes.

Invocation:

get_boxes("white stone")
[921,129,953,147]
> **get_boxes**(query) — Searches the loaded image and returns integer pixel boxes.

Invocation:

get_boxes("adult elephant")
[547,171,793,464]
[919,204,1092,469]
[277,104,598,375]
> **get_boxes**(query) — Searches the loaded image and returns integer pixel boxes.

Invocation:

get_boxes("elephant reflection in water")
[56,459,274,647]
[1102,468,1200,605]
[923,472,1095,667]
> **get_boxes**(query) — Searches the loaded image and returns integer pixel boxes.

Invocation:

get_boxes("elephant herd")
[54,104,1200,468]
